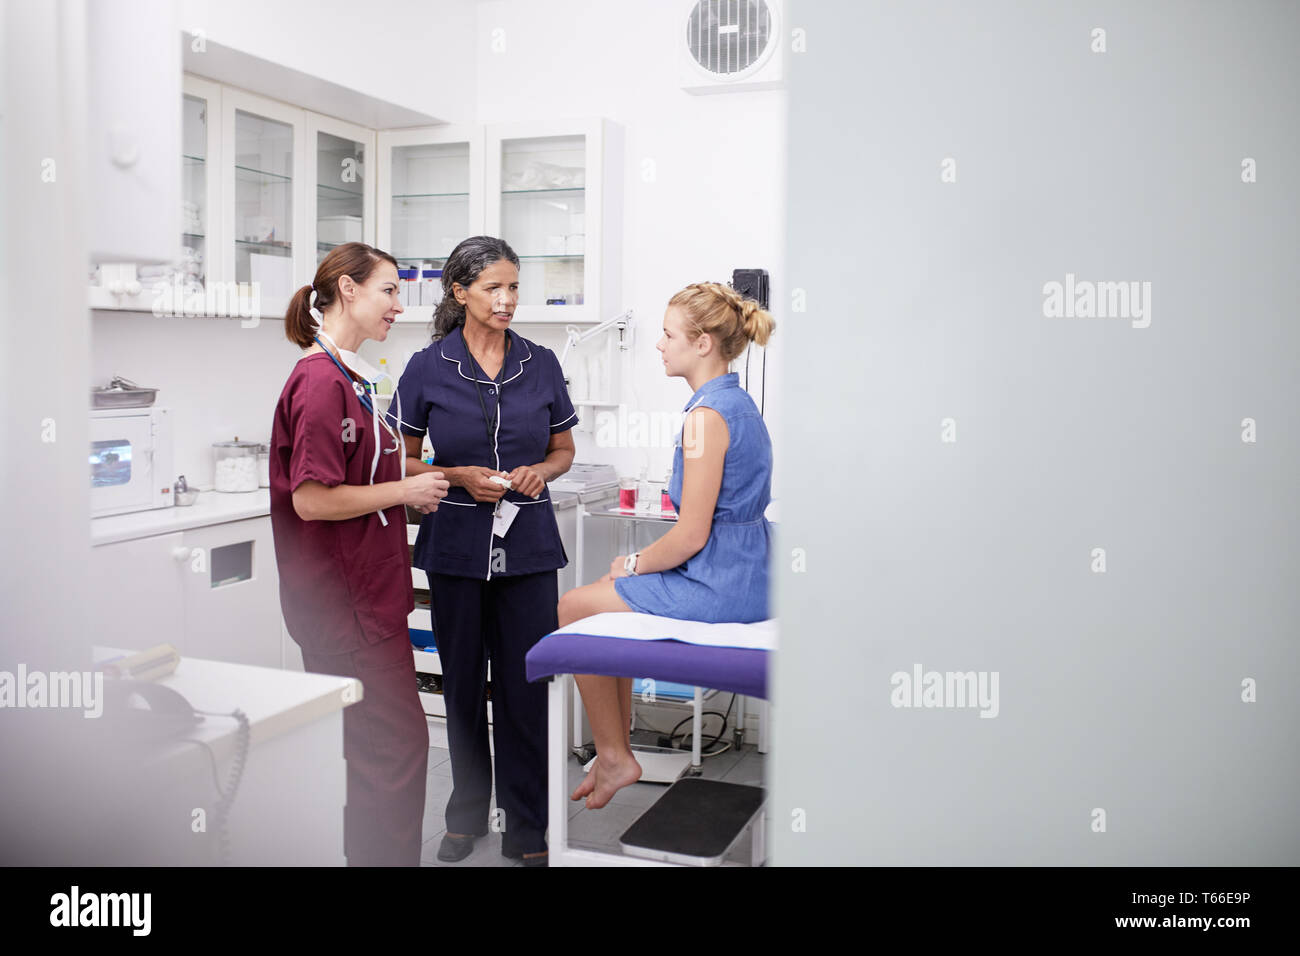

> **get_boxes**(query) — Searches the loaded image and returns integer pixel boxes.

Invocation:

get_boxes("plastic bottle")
[398,269,417,306]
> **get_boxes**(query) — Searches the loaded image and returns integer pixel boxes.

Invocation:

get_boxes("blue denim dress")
[614,372,773,623]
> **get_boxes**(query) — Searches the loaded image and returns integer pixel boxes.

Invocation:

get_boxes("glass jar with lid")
[213,439,261,493]
[257,442,271,488]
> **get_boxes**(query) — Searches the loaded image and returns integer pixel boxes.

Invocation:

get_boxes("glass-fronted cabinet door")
[307,114,375,267]
[486,119,621,324]
[221,89,307,318]
[181,76,222,302]
[377,126,484,323]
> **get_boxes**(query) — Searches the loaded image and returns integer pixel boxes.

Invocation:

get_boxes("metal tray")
[91,376,158,408]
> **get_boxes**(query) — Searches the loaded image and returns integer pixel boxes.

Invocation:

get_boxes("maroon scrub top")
[269,351,413,656]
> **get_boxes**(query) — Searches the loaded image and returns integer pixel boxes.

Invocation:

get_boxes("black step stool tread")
[620,778,764,865]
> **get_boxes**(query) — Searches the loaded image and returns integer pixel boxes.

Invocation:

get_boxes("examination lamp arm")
[558,309,634,372]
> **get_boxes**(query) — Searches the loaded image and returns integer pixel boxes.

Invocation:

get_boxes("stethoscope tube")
[312,334,410,527]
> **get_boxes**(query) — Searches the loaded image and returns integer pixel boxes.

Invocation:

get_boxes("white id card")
[492,499,520,538]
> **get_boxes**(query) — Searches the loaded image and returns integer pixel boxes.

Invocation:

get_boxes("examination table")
[525,612,775,866]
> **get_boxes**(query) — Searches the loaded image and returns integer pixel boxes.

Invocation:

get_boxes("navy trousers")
[300,632,429,866]
[427,570,556,856]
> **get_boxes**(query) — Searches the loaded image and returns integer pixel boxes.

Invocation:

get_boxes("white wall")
[177,0,479,125]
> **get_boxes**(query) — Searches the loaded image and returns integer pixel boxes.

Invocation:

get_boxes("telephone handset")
[103,679,204,739]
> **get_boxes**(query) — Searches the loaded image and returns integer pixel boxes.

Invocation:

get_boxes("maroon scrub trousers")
[270,351,428,866]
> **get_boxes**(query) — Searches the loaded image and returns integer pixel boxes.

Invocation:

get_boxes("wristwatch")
[624,552,640,576]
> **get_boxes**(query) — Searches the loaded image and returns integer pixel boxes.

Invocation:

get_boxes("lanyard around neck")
[463,333,509,464]
[315,336,373,413]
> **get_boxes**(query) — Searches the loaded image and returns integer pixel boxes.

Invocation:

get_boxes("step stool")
[619,778,766,866]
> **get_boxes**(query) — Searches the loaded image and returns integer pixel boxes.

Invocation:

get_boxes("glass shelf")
[235,164,293,183]
[235,239,292,249]
[393,191,470,200]
[318,182,364,197]
[502,186,585,195]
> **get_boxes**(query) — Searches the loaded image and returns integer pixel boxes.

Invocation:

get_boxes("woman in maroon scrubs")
[270,242,449,866]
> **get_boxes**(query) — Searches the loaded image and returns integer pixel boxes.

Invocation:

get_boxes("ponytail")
[432,292,467,340]
[284,284,317,349]
[739,298,775,348]
[283,241,398,349]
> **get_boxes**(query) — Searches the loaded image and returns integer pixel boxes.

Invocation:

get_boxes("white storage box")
[317,215,363,245]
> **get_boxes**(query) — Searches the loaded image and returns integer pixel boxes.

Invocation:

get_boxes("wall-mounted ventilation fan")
[679,0,784,95]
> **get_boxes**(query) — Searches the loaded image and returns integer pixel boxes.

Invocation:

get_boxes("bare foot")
[571,763,598,802]
[582,752,642,810]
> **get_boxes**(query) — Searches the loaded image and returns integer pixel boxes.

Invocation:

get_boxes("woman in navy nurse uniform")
[396,236,577,866]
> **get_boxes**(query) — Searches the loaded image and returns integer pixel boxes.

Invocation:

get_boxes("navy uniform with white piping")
[398,325,576,578]
[396,324,577,856]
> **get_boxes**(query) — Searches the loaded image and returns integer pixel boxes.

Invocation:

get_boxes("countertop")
[92,485,590,546]
[92,488,272,546]
[94,645,360,760]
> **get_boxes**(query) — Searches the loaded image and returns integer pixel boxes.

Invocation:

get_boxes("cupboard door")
[86,0,180,264]
[307,114,375,266]
[182,76,222,297]
[377,126,484,324]
[89,532,186,654]
[485,119,622,325]
[179,517,282,669]
[88,74,216,313]
[221,89,308,319]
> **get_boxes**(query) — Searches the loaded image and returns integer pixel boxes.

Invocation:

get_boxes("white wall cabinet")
[91,81,624,329]
[484,118,624,325]
[377,125,484,325]
[89,75,221,314]
[90,78,379,321]
[376,118,624,326]
[85,0,180,265]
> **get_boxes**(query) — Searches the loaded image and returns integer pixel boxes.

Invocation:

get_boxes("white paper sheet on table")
[559,612,777,651]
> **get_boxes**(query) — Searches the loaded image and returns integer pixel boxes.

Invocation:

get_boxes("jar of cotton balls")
[213,439,261,493]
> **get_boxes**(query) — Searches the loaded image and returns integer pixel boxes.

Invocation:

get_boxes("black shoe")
[502,844,548,866]
[436,832,477,862]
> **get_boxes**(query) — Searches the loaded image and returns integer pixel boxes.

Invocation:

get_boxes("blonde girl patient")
[555,282,776,809]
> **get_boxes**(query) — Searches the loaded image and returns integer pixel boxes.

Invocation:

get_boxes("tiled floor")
[420,738,767,867]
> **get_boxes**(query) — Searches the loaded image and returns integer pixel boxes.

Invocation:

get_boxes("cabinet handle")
[171,547,191,562]
[109,124,140,169]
